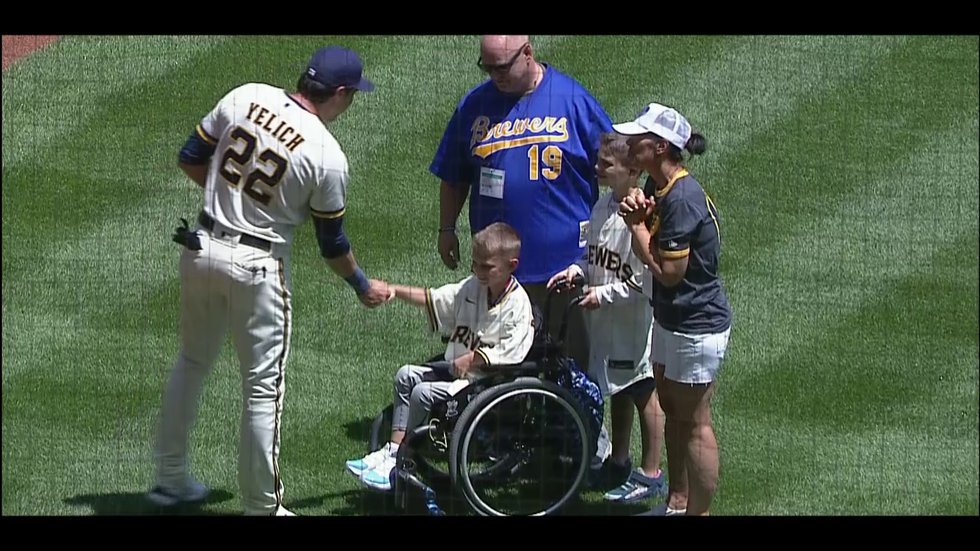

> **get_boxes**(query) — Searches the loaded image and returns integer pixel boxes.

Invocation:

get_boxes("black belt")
[197,212,272,252]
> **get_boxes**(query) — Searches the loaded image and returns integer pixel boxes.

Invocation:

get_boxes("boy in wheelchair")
[346,222,535,491]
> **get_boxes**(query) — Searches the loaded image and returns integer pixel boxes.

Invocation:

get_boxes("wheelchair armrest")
[422,359,453,375]
[481,361,548,377]
[430,358,545,377]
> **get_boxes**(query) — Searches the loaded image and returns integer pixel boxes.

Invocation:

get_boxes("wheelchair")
[367,275,604,516]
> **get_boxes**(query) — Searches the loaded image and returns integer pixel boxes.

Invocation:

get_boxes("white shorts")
[651,321,731,384]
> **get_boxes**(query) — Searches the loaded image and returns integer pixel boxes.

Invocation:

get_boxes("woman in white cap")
[615,103,733,516]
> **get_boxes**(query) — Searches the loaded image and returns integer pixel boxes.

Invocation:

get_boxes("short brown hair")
[472,222,521,260]
[600,132,630,161]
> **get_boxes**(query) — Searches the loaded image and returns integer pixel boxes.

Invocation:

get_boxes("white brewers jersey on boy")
[425,275,535,373]
[196,82,349,247]
[584,191,655,395]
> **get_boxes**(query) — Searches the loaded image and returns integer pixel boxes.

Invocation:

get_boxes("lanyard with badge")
[479,166,505,199]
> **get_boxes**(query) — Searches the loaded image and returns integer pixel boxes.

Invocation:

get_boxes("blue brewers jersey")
[429,65,613,284]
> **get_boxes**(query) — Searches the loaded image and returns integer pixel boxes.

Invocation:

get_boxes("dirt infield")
[2,35,60,71]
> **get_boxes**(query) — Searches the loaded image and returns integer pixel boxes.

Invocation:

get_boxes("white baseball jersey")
[157,82,350,514]
[197,82,349,246]
[583,191,655,394]
[424,275,535,373]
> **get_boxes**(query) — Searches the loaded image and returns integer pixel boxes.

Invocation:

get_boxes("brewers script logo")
[469,116,569,158]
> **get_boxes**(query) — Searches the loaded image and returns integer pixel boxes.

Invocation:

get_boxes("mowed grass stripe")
[1,36,231,167]
[720,228,977,515]
[1,36,232,284]
[2,35,236,382]
[718,53,979,383]
[539,34,736,121]
[713,106,978,514]
[715,35,978,279]
[2,36,246,391]
[723,402,978,515]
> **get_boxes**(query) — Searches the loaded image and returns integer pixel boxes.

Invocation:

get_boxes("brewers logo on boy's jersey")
[424,275,534,370]
[197,82,349,248]
[430,66,613,284]
[584,191,654,394]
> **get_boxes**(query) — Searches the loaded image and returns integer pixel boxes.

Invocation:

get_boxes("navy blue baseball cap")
[306,46,375,92]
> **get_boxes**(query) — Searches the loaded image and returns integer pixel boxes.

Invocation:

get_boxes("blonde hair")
[472,222,521,260]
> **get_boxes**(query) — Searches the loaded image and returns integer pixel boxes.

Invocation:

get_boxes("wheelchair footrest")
[394,467,445,516]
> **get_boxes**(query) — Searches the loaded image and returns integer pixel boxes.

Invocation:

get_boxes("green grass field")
[2,35,977,516]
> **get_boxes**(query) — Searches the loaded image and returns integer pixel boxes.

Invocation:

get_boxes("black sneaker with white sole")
[588,457,633,492]
[146,480,209,507]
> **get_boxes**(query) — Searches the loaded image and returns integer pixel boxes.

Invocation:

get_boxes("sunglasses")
[477,42,529,74]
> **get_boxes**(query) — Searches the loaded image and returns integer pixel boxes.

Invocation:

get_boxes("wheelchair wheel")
[449,377,592,516]
[370,402,451,480]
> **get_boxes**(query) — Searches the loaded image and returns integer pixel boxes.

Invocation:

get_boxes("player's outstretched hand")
[359,279,392,308]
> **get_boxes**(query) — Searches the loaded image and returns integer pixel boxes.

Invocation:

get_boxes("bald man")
[430,35,613,380]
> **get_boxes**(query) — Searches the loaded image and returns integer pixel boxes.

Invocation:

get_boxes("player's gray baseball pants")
[392,364,454,433]
[155,226,291,516]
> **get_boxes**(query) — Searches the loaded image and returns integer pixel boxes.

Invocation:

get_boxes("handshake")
[358,279,396,308]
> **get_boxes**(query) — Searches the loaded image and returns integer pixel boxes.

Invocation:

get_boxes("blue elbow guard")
[179,127,216,165]
[314,215,352,259]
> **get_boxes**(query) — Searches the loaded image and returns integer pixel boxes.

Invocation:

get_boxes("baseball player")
[149,46,392,516]
[430,35,613,375]
[345,222,535,492]
[548,132,665,502]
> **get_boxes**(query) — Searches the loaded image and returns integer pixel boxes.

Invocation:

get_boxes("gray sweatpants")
[393,364,454,433]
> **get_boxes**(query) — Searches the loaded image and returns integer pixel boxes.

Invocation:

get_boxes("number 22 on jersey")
[219,126,289,206]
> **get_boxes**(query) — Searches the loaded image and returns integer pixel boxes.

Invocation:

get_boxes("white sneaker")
[345,442,396,477]
[147,478,210,507]
[360,454,397,492]
[274,506,297,516]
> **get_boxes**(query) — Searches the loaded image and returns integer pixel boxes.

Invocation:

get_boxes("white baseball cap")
[613,103,692,150]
